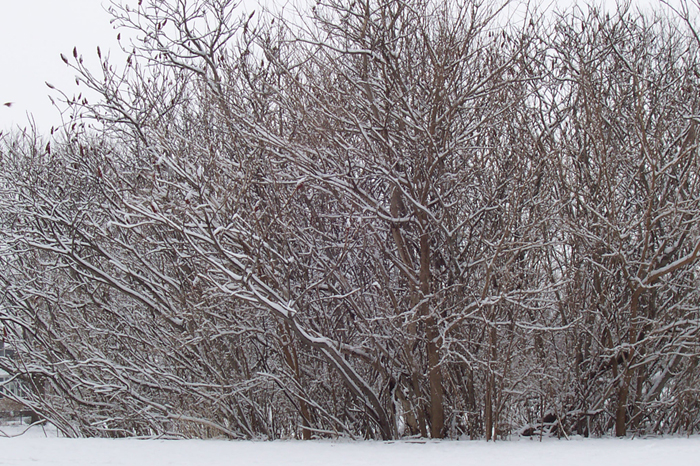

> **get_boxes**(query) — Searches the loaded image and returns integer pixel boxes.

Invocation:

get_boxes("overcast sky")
[0,0,123,132]
[0,0,671,134]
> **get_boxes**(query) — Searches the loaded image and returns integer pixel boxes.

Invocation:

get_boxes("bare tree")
[2,0,700,440]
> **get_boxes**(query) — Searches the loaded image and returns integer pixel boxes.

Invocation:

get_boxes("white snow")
[0,425,698,466]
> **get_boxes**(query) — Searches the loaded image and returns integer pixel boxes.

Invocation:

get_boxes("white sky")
[0,0,672,134]
[0,0,124,133]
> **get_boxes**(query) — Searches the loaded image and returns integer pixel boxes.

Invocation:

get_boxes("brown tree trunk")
[419,224,443,438]
[485,374,493,441]
[427,315,444,438]
[615,383,629,437]
[279,323,312,439]
[616,288,642,437]
[485,325,497,441]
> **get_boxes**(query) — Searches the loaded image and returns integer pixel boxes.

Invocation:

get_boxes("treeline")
[1,0,700,439]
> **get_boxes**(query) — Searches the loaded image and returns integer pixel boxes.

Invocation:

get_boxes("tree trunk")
[615,382,629,437]
[485,373,494,441]
[419,224,443,438]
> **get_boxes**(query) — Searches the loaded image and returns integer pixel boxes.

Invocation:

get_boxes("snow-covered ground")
[0,425,698,466]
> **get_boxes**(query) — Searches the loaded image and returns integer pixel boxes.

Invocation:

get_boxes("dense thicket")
[2,0,700,439]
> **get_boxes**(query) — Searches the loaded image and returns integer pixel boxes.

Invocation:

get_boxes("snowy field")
[0,426,698,466]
